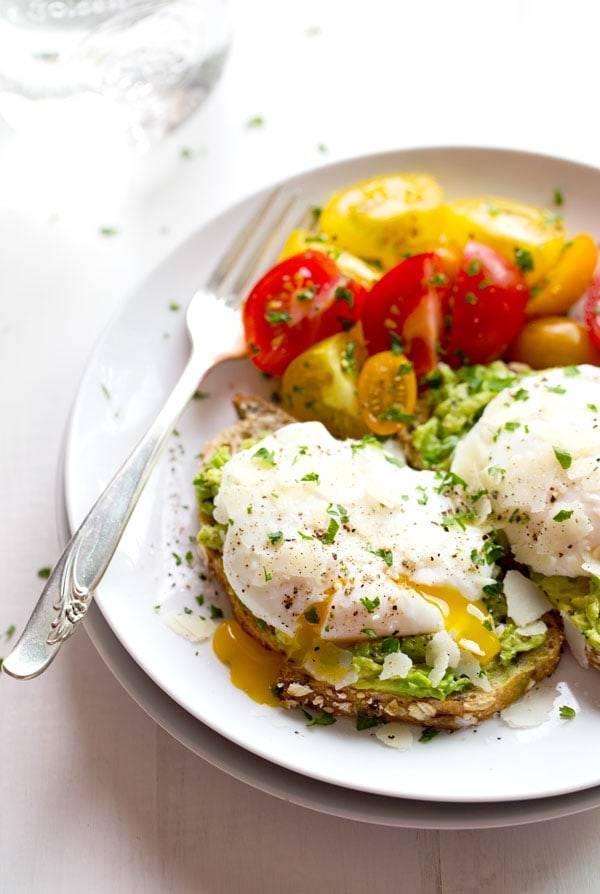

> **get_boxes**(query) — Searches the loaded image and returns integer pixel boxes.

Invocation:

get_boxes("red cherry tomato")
[445,241,528,366]
[317,278,367,340]
[583,273,600,353]
[361,253,446,377]
[243,252,340,376]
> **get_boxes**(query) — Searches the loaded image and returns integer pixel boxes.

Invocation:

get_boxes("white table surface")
[2,1,600,890]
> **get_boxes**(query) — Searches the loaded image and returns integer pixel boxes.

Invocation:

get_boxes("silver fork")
[3,185,303,681]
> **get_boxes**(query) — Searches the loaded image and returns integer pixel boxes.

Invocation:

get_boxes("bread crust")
[198,394,564,729]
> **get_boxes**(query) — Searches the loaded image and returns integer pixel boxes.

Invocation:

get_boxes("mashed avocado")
[411,361,521,470]
[481,586,547,666]
[194,445,232,551]
[351,638,472,700]
[533,573,600,652]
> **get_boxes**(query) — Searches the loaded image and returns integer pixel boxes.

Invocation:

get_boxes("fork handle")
[3,348,210,680]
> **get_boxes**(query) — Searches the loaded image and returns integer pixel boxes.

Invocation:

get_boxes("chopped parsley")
[466,258,481,276]
[304,606,320,624]
[369,547,393,567]
[183,607,193,615]
[99,226,118,237]
[356,713,383,731]
[442,510,476,530]
[210,604,224,620]
[588,403,599,413]
[360,596,380,613]
[385,454,405,468]
[246,115,265,128]
[296,285,316,302]
[377,405,415,424]
[185,550,194,566]
[416,486,428,505]
[553,509,574,522]
[301,472,320,483]
[334,285,354,307]
[351,435,383,453]
[505,421,520,432]
[361,627,378,638]
[303,709,336,726]
[268,531,283,545]
[297,530,314,540]
[327,503,349,524]
[340,341,357,375]
[171,552,182,566]
[321,517,339,544]
[5,624,16,640]
[265,309,291,326]
[263,567,273,582]
[168,301,180,312]
[563,365,580,377]
[253,446,276,467]
[435,470,467,494]
[195,595,205,607]
[559,705,576,719]
[465,291,477,305]
[37,567,51,579]
[514,247,534,272]
[419,727,440,743]
[546,384,566,395]
[513,388,529,401]
[553,447,572,470]
[553,189,564,207]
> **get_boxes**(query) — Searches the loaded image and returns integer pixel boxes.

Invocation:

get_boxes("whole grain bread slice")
[198,394,563,730]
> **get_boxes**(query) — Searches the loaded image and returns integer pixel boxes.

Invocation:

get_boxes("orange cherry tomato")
[357,351,417,436]
[526,234,598,318]
[509,316,600,369]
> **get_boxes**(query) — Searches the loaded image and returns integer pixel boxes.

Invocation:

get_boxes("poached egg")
[213,422,499,664]
[452,364,600,578]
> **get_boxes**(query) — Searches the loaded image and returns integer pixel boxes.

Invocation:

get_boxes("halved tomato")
[242,252,340,376]
[445,241,528,365]
[361,253,447,377]
[583,273,600,353]
[357,351,417,435]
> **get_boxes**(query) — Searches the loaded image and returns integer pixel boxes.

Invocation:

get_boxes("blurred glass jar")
[0,0,231,145]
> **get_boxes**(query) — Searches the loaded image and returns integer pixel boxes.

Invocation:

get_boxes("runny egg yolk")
[213,619,283,706]
[415,582,500,665]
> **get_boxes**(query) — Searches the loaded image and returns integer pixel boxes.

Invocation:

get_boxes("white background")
[2,0,600,890]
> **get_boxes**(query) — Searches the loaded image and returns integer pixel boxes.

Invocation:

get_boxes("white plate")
[65,146,600,804]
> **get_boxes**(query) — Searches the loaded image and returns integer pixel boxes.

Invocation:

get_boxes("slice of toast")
[199,395,563,730]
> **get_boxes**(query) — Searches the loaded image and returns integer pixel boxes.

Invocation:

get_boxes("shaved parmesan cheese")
[456,652,491,692]
[380,651,413,680]
[466,604,487,622]
[562,613,589,668]
[515,620,548,637]
[167,613,218,643]
[501,683,556,728]
[459,638,485,657]
[426,630,460,686]
[286,683,313,697]
[504,570,551,627]
[374,723,415,750]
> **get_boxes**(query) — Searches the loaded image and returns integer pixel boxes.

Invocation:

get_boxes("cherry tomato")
[509,316,600,369]
[527,234,598,318]
[317,278,367,341]
[361,253,446,377]
[242,252,340,376]
[357,351,417,436]
[583,273,600,353]
[445,241,528,366]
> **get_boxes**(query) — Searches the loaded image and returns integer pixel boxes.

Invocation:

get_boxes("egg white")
[214,421,497,640]
[452,364,600,578]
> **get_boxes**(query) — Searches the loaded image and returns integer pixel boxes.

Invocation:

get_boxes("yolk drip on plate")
[415,581,500,664]
[213,619,283,706]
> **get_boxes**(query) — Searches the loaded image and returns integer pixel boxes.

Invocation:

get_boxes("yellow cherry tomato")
[281,328,369,438]
[509,316,600,369]
[320,173,444,269]
[526,233,598,317]
[357,351,417,436]
[279,229,381,288]
[444,196,565,284]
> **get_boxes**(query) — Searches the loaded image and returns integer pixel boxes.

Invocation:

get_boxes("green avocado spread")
[410,361,521,470]
[534,573,600,652]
